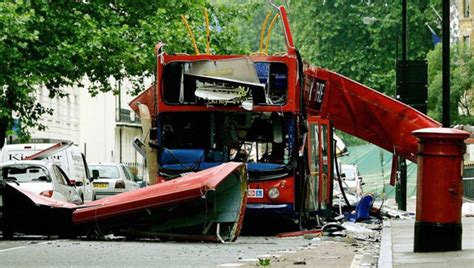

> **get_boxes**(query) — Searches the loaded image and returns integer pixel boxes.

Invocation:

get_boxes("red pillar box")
[412,128,470,252]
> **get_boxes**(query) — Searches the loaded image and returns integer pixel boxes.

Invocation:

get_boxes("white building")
[27,78,147,178]
[30,86,81,143]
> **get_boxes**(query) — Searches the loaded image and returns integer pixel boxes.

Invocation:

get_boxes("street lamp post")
[442,0,450,127]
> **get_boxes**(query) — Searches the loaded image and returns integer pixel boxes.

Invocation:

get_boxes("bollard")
[412,128,470,252]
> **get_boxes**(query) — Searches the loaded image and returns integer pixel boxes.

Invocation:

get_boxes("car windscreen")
[89,165,120,179]
[0,165,51,183]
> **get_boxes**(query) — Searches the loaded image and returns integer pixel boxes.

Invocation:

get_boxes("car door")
[80,153,93,202]
[52,165,82,204]
[121,165,139,191]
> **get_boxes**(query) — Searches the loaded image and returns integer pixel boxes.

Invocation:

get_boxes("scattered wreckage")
[1,162,247,242]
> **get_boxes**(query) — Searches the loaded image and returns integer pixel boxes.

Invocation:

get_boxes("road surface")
[0,234,367,267]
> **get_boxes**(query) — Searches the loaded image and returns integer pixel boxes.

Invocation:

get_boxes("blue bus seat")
[247,163,286,172]
[160,149,205,167]
[347,194,374,222]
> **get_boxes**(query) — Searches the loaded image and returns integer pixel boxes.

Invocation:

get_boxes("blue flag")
[431,32,441,46]
[426,23,441,46]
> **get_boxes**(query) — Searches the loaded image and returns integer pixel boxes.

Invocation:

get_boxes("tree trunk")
[0,117,8,149]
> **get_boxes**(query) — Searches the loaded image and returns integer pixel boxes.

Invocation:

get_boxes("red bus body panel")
[73,162,246,223]
[305,67,440,162]
[129,54,300,115]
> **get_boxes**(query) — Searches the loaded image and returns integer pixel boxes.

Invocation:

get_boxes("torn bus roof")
[5,183,77,209]
[73,162,248,242]
[129,84,155,117]
[305,67,440,162]
[1,163,247,242]
[0,183,76,236]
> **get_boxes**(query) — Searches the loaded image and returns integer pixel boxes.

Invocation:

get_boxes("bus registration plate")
[247,189,264,198]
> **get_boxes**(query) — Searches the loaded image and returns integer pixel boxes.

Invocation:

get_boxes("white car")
[0,160,83,205]
[89,163,140,200]
[0,142,94,202]
[340,164,363,195]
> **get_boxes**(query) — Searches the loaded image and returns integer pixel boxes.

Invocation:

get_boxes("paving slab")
[379,217,474,268]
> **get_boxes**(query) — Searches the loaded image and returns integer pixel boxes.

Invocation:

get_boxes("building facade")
[29,86,81,144]
[458,0,473,49]
[25,78,147,178]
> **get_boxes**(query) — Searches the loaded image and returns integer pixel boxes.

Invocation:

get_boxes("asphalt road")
[0,235,329,267]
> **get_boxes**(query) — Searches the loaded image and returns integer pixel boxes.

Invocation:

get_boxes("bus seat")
[247,163,286,172]
[160,149,205,166]
[347,194,374,222]
[199,162,223,170]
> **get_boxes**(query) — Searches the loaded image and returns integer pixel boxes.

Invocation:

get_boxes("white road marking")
[0,246,26,253]
[0,240,56,253]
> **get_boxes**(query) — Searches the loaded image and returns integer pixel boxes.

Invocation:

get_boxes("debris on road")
[1,163,248,243]
[275,229,322,238]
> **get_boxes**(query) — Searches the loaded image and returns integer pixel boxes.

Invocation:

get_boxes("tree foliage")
[290,0,439,97]
[0,0,249,146]
[1,0,471,149]
[427,44,473,125]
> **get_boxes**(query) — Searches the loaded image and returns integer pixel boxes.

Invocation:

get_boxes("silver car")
[89,163,140,200]
[0,160,83,205]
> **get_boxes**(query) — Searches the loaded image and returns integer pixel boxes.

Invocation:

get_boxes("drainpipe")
[118,81,122,163]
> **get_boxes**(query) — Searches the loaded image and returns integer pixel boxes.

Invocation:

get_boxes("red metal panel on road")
[72,162,245,223]
[6,183,77,209]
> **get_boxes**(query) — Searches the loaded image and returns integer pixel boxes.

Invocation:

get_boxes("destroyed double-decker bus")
[129,6,333,230]
[129,3,440,231]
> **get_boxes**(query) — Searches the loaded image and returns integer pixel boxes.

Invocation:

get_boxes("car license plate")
[247,189,264,198]
[93,182,108,189]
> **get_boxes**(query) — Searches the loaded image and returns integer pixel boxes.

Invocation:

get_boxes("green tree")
[427,44,473,125]
[290,0,439,96]
[211,0,289,54]
[0,0,248,148]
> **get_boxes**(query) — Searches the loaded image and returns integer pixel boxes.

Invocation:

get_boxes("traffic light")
[396,60,428,114]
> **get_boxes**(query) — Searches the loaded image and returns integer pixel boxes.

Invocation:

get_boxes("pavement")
[379,214,474,267]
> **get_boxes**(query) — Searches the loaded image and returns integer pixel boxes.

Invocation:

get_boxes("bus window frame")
[155,54,299,113]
